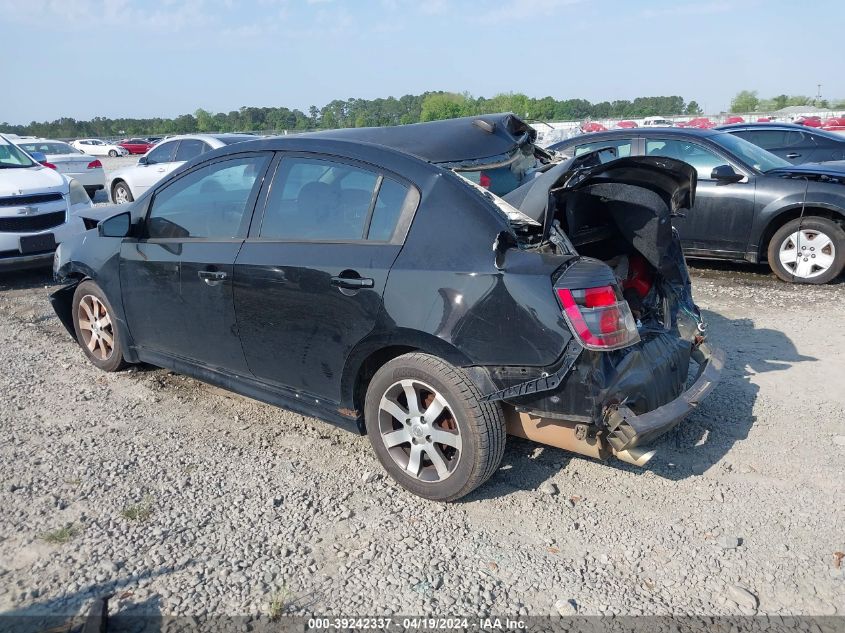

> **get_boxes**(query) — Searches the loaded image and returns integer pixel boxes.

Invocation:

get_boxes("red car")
[795,116,823,128]
[118,138,155,154]
[615,120,638,129]
[822,117,845,132]
[680,117,716,129]
[580,121,608,133]
[724,116,745,124]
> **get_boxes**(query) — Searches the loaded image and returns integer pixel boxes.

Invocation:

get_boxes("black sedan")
[716,122,845,165]
[51,114,722,501]
[550,128,845,283]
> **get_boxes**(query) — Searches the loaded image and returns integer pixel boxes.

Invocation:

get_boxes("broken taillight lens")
[556,285,640,350]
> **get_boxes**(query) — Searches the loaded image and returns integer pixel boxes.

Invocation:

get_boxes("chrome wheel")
[378,379,462,482]
[778,229,836,279]
[113,184,130,204]
[77,294,114,361]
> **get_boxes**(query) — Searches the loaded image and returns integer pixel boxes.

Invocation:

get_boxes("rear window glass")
[18,142,79,155]
[368,178,408,241]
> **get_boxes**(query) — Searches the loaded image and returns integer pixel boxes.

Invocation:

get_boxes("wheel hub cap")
[779,228,835,279]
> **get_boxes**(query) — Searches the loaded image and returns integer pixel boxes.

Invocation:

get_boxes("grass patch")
[120,495,154,522]
[41,524,79,544]
[268,586,294,621]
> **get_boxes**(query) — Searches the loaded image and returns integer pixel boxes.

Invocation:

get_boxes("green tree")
[195,108,214,132]
[685,100,702,115]
[420,92,468,121]
[730,90,759,113]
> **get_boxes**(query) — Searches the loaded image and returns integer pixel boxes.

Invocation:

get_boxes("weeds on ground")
[41,524,79,544]
[120,495,154,522]
[268,586,294,621]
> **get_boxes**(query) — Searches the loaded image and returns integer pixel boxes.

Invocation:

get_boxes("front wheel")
[364,353,506,501]
[108,149,118,157]
[71,280,127,372]
[767,217,845,284]
[112,181,134,204]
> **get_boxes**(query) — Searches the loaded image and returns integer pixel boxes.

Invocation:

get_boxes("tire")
[108,150,118,157]
[112,181,134,204]
[71,280,127,372]
[767,216,845,284]
[364,352,506,501]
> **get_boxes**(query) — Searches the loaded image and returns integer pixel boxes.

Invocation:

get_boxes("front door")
[133,139,181,197]
[234,154,416,404]
[120,152,272,373]
[644,137,756,254]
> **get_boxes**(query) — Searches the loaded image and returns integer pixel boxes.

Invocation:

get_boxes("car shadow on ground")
[0,566,175,633]
[0,267,55,292]
[464,308,817,500]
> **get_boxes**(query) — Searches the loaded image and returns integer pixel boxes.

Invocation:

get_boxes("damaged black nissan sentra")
[51,114,724,501]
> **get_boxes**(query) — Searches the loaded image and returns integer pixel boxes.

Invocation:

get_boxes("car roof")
[301,113,536,165]
[551,127,722,147]
[716,122,845,138]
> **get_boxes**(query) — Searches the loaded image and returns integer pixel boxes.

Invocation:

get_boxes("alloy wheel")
[77,294,115,361]
[778,229,836,279]
[377,379,462,482]
[114,185,130,204]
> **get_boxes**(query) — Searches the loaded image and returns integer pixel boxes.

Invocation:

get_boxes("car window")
[19,142,79,155]
[147,141,178,164]
[574,138,632,162]
[260,156,379,241]
[147,155,269,239]
[174,139,209,163]
[645,139,724,180]
[368,177,410,241]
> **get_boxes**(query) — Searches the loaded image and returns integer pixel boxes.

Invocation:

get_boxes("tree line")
[730,90,845,113]
[3,91,703,138]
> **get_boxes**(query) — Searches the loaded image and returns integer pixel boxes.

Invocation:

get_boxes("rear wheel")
[364,353,506,501]
[112,181,133,204]
[71,280,127,372]
[768,217,845,284]
[108,149,118,157]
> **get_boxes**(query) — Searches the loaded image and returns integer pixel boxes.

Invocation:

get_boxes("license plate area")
[20,233,57,254]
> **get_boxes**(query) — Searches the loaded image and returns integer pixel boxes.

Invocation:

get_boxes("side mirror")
[30,151,47,163]
[138,155,148,165]
[98,211,132,238]
[711,164,744,183]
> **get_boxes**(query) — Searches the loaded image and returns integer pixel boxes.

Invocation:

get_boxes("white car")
[107,133,255,203]
[71,139,129,157]
[0,134,96,270]
[641,116,675,127]
[12,138,106,200]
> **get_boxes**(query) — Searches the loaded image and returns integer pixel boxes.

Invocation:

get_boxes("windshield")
[18,141,80,155]
[0,137,36,168]
[712,132,790,172]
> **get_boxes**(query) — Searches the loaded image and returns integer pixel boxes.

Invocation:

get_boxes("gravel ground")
[0,231,843,622]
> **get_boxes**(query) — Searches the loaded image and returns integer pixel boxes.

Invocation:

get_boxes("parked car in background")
[107,134,256,203]
[725,116,745,124]
[717,123,845,164]
[678,117,716,129]
[616,120,638,129]
[146,136,163,144]
[641,116,674,127]
[12,138,106,199]
[51,114,722,500]
[71,139,129,157]
[119,138,155,155]
[794,116,822,128]
[549,127,845,284]
[0,133,96,270]
[822,117,845,133]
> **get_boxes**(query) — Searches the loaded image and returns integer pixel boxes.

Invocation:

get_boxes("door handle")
[198,270,228,285]
[331,276,374,289]
[786,153,801,159]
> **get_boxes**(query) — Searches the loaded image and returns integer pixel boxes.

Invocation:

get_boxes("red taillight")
[87,159,102,169]
[556,285,640,350]
[41,161,57,170]
[479,172,491,189]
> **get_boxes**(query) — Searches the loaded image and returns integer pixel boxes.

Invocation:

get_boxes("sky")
[1,0,842,124]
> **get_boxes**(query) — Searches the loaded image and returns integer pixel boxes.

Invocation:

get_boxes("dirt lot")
[0,259,843,623]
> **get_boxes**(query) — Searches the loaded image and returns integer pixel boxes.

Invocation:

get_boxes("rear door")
[133,140,180,196]
[731,128,815,164]
[644,137,756,254]
[120,152,272,373]
[234,153,418,404]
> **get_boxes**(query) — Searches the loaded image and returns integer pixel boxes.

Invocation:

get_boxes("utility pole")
[816,84,822,105]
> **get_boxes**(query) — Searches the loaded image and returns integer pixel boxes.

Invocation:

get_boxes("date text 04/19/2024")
[306,617,527,630]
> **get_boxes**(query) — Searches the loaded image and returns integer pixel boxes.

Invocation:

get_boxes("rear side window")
[574,139,632,162]
[368,178,409,241]
[147,141,178,164]
[147,155,269,239]
[260,157,379,241]
[174,139,209,162]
